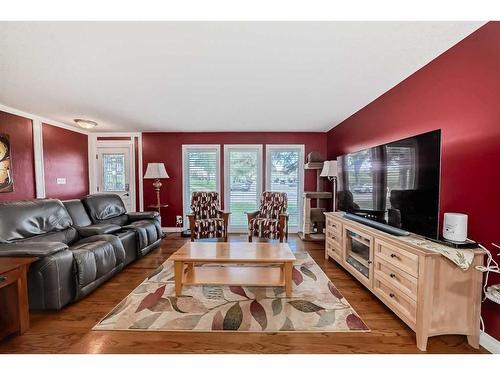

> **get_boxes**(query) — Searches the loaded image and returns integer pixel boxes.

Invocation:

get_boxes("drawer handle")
[0,275,6,283]
[390,273,396,278]
[390,253,399,259]
[389,293,395,298]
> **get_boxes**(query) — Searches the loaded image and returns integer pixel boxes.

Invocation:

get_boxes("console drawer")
[326,217,342,236]
[374,274,417,326]
[374,258,418,301]
[374,239,419,277]
[325,227,342,248]
[326,238,342,262]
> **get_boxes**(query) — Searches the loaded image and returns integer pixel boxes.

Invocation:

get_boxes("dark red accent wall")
[0,111,36,201]
[42,124,89,199]
[142,132,327,227]
[326,22,500,340]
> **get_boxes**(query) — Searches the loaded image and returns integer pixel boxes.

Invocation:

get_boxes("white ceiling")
[0,22,484,133]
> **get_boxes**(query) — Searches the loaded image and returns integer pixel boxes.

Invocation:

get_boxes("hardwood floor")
[0,234,488,354]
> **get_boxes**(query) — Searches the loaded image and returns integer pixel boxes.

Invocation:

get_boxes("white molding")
[88,135,97,194]
[480,331,500,354]
[163,227,182,233]
[138,133,144,211]
[0,103,90,135]
[94,132,142,137]
[32,119,45,198]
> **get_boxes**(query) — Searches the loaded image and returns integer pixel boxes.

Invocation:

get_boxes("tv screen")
[337,130,441,238]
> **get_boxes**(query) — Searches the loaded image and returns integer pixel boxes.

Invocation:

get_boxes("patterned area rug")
[94,251,369,332]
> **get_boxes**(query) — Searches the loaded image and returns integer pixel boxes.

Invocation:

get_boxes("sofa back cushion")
[63,199,93,227]
[0,199,75,243]
[82,193,128,225]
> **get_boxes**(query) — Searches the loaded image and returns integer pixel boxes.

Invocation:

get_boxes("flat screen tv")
[337,130,441,239]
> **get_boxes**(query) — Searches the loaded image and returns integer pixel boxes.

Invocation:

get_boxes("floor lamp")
[320,160,338,211]
[144,162,169,209]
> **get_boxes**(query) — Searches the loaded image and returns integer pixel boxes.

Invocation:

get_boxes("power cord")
[474,242,500,331]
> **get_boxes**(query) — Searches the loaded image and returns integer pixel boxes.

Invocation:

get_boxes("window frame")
[265,144,305,232]
[223,144,263,233]
[182,144,221,228]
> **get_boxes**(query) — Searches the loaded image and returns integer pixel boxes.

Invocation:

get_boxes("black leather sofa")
[81,194,162,257]
[0,194,162,310]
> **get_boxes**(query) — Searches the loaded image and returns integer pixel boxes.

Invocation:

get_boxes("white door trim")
[265,144,305,232]
[91,138,137,211]
[224,144,263,233]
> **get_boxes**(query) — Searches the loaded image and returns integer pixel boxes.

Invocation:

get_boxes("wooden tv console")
[324,212,485,351]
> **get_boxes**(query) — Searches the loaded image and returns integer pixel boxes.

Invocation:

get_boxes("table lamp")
[320,160,338,211]
[144,163,169,207]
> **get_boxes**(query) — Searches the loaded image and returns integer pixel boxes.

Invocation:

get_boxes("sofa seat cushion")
[194,218,225,239]
[70,240,121,291]
[248,218,282,239]
[123,220,161,249]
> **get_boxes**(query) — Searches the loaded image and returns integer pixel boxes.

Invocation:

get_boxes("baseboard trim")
[162,227,183,233]
[480,330,500,353]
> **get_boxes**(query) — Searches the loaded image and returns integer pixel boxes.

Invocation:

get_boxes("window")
[224,145,263,231]
[182,145,221,224]
[265,145,304,229]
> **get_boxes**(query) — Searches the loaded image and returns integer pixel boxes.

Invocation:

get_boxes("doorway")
[95,141,136,212]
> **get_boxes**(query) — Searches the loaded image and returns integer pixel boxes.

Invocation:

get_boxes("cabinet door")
[342,225,374,288]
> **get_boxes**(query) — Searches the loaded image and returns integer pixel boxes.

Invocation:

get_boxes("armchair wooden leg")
[248,234,253,242]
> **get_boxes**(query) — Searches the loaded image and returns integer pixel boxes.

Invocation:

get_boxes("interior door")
[96,146,133,211]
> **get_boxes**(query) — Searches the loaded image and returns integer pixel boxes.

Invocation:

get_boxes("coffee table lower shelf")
[174,263,293,297]
[184,266,285,286]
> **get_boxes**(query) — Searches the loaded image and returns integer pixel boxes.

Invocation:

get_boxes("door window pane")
[267,147,303,227]
[225,147,262,228]
[103,154,125,192]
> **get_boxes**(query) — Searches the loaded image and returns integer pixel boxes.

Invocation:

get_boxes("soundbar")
[343,213,410,236]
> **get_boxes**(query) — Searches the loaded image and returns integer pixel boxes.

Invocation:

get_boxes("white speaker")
[443,213,468,242]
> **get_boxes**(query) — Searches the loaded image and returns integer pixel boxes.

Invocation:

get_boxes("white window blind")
[385,145,417,210]
[182,145,220,223]
[266,145,304,229]
[224,145,262,230]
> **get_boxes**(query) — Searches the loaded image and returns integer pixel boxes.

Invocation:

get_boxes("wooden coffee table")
[170,242,296,297]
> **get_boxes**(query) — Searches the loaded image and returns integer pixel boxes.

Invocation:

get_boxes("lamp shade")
[320,160,338,177]
[144,163,169,179]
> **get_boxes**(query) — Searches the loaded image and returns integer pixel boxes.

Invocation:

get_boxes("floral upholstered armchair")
[247,191,289,242]
[188,192,230,242]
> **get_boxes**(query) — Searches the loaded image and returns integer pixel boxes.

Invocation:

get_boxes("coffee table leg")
[284,262,293,297]
[174,261,183,296]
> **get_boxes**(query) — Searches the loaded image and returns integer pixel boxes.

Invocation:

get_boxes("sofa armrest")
[128,211,160,222]
[0,242,69,257]
[77,224,122,237]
